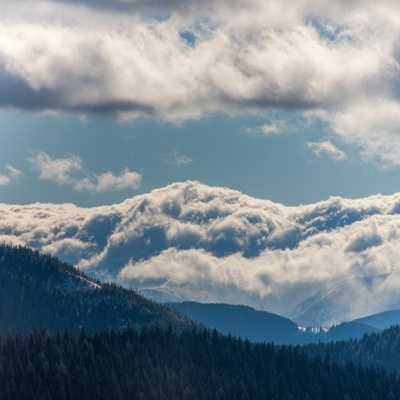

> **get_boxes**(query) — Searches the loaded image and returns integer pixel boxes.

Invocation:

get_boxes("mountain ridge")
[172,301,382,344]
[0,243,196,335]
[354,309,400,330]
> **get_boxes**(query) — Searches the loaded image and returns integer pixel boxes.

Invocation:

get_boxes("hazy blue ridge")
[172,301,383,345]
[354,309,400,330]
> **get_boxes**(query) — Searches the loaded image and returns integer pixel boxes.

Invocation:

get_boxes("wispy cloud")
[28,151,141,193]
[0,164,23,186]
[163,150,193,166]
[243,120,289,137]
[306,140,347,161]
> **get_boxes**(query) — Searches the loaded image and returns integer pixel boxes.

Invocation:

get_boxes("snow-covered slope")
[287,274,396,327]
[2,180,400,325]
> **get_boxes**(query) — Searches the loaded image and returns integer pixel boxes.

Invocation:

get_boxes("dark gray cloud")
[0,66,61,111]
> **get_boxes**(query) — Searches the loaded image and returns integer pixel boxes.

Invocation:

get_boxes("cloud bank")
[2,180,400,325]
[2,1,400,163]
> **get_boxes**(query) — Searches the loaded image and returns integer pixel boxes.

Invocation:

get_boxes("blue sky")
[1,110,399,207]
[1,0,400,207]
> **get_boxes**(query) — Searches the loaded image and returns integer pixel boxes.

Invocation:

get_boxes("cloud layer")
[2,180,400,325]
[2,1,400,164]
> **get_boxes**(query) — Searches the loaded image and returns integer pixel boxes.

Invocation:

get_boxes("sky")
[1,0,400,207]
[4,0,400,324]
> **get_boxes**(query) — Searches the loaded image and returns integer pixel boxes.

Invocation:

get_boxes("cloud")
[73,169,142,193]
[0,164,23,186]
[28,152,81,185]
[3,180,400,324]
[0,1,393,118]
[117,207,400,323]
[2,0,400,164]
[28,151,141,193]
[306,140,347,161]
[163,150,193,166]
[243,120,290,137]
[67,184,400,323]
[317,100,400,168]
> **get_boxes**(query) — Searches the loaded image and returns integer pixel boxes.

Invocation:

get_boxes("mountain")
[172,302,298,344]
[173,301,381,344]
[2,180,400,325]
[0,244,196,335]
[288,274,393,327]
[2,245,400,399]
[323,321,381,341]
[354,309,400,330]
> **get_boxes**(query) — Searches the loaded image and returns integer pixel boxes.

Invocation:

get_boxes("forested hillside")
[0,244,195,335]
[1,327,400,400]
[302,325,400,374]
[3,243,400,399]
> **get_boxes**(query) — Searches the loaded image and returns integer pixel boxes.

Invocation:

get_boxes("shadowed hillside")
[0,244,196,335]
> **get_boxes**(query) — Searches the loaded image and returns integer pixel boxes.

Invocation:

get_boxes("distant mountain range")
[354,309,400,330]
[172,301,382,344]
[2,180,400,325]
[1,242,399,347]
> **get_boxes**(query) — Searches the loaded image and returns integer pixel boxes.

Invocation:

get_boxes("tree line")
[1,326,399,400]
